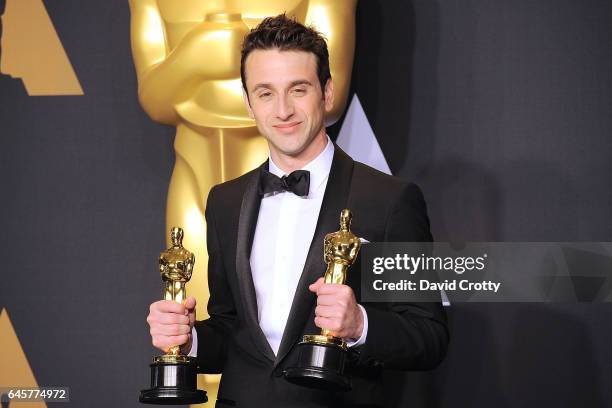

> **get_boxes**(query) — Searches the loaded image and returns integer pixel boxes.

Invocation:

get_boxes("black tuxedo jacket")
[195,144,449,408]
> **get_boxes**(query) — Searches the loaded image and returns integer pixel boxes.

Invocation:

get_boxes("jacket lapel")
[235,161,276,362]
[274,145,355,367]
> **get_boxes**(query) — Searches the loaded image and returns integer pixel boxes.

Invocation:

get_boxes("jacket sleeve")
[194,185,237,373]
[357,182,449,370]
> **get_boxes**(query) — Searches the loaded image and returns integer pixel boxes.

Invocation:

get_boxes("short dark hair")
[240,14,331,96]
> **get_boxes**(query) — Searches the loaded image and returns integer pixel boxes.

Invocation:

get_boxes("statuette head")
[170,227,184,247]
[339,209,352,232]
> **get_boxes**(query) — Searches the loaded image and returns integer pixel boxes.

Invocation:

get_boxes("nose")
[275,94,295,121]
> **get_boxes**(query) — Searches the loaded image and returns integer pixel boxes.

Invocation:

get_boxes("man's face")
[243,49,333,159]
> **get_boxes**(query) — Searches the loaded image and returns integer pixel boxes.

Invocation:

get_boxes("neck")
[270,129,328,173]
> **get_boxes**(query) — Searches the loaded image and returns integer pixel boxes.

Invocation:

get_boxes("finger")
[166,334,189,347]
[314,305,339,319]
[151,324,192,337]
[316,283,349,296]
[152,300,186,315]
[313,316,341,333]
[316,294,339,306]
[308,277,324,292]
[152,313,190,325]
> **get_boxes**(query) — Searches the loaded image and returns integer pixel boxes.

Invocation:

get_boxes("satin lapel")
[235,161,276,362]
[274,145,355,367]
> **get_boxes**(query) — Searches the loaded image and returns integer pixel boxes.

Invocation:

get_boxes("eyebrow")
[251,80,314,93]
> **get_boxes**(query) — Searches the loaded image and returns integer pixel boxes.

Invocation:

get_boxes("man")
[147,14,448,408]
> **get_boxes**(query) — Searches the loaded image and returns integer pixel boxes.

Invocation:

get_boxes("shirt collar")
[268,135,334,197]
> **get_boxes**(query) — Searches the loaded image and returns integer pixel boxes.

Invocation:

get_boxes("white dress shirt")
[188,136,367,357]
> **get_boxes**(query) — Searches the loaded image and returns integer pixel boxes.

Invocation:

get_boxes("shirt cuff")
[347,304,368,348]
[185,326,198,357]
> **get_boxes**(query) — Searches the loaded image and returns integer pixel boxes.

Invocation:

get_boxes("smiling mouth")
[273,121,302,132]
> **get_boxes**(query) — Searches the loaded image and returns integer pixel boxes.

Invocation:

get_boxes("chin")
[272,137,308,156]
[277,145,307,157]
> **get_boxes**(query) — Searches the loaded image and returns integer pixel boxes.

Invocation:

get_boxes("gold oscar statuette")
[139,227,208,405]
[284,209,361,391]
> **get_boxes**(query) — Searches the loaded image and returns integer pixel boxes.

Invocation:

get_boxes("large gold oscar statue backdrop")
[128,0,356,403]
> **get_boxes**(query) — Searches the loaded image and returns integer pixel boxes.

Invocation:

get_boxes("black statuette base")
[284,341,351,392]
[139,359,207,405]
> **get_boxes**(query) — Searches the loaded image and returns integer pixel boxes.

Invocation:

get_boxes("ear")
[323,79,334,113]
[242,88,255,119]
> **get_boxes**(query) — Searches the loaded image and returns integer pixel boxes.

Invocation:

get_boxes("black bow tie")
[259,168,310,197]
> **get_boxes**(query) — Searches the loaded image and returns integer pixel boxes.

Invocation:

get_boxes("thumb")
[184,296,197,312]
[309,277,324,293]
[185,297,197,327]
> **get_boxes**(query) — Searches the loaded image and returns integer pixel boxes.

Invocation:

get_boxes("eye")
[291,87,306,96]
[258,91,272,99]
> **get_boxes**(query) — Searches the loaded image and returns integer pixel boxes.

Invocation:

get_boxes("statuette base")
[284,337,351,392]
[139,356,207,404]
